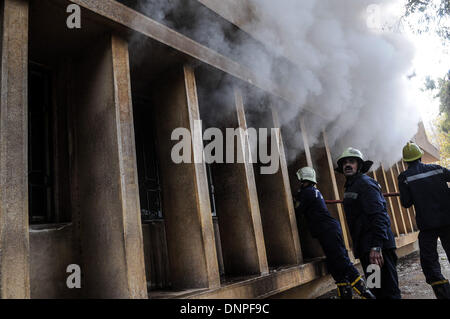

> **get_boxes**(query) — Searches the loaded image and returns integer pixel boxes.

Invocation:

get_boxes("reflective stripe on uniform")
[344,192,358,199]
[406,169,443,183]
[431,279,449,286]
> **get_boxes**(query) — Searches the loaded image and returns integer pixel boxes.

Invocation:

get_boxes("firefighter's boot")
[351,276,376,299]
[336,282,353,299]
[431,280,450,299]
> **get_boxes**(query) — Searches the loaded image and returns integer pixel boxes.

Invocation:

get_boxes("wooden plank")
[399,161,418,230]
[377,166,400,236]
[389,167,408,234]
[322,131,350,249]
[380,165,402,236]
[393,162,414,233]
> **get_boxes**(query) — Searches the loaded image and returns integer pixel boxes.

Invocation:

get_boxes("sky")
[397,1,450,137]
[408,33,449,131]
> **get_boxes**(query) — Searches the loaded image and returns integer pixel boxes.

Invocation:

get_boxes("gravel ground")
[318,240,450,299]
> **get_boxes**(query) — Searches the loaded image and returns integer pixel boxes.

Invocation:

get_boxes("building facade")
[0,0,430,299]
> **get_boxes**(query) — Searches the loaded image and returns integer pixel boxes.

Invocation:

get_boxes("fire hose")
[325,192,400,204]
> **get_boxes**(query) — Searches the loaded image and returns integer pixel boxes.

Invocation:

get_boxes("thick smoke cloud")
[133,0,420,169]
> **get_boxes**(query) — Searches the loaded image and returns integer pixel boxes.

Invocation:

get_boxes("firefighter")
[398,142,450,299]
[335,147,401,299]
[294,166,375,299]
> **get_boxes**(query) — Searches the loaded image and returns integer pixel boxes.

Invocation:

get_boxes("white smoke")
[238,0,420,168]
[132,0,421,169]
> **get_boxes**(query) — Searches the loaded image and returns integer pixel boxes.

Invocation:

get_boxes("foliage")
[432,113,450,167]
[423,71,450,166]
[404,0,449,165]
[430,71,450,133]
[403,0,450,41]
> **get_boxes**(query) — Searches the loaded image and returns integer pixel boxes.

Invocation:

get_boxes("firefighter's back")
[399,161,450,230]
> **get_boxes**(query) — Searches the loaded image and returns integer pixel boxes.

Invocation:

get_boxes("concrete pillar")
[211,88,269,275]
[152,64,220,289]
[70,34,147,298]
[251,106,302,266]
[0,0,30,299]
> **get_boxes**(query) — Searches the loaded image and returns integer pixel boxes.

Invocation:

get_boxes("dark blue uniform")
[343,173,401,299]
[398,162,450,284]
[295,185,360,283]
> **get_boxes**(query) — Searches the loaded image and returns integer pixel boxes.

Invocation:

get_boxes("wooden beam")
[380,165,403,236]
[393,163,414,233]
[377,166,400,236]
[399,161,418,230]
[322,131,350,249]
[389,167,408,234]
[0,0,30,299]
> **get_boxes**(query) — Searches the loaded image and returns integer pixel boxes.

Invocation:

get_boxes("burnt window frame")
[28,62,55,224]
[132,95,164,221]
[28,61,72,225]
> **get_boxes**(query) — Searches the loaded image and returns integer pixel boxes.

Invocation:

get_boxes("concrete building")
[0,0,435,299]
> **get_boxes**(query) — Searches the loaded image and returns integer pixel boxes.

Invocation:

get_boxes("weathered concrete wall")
[0,0,30,299]
[29,224,80,299]
[141,219,225,289]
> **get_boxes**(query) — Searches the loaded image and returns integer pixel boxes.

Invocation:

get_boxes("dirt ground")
[318,240,450,299]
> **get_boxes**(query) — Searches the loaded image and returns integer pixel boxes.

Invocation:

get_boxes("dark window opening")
[133,96,163,221]
[28,64,54,224]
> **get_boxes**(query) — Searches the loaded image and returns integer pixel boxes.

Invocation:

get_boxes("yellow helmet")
[296,166,317,184]
[402,142,423,162]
